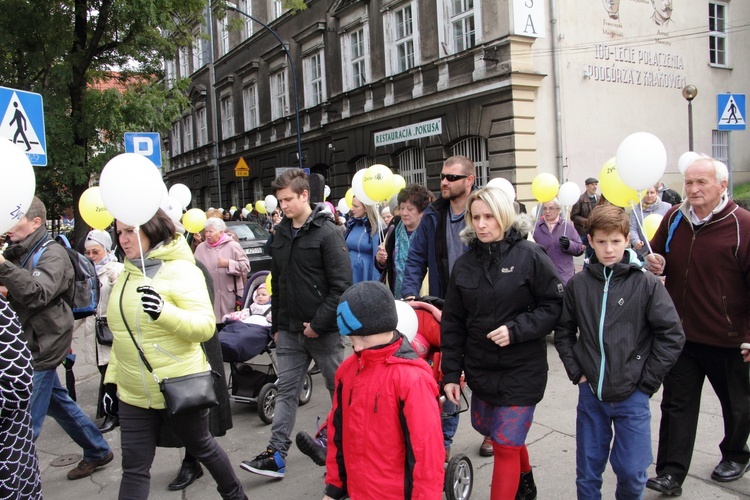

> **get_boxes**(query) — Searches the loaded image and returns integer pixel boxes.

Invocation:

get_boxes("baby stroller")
[220,270,313,424]
[409,299,473,500]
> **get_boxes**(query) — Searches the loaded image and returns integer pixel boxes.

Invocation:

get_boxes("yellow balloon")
[255,200,267,214]
[345,188,354,209]
[362,164,395,202]
[265,273,272,296]
[531,173,560,203]
[230,206,237,211]
[182,208,207,233]
[245,203,253,211]
[392,174,406,196]
[643,214,663,241]
[79,187,114,230]
[599,158,639,208]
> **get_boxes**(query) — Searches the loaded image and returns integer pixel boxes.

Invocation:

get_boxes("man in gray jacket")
[0,197,113,480]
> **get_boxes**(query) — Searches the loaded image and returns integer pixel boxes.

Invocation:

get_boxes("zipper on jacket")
[374,393,379,413]
[313,284,322,298]
[596,267,613,401]
[722,296,735,330]
[680,232,697,312]
[153,343,183,362]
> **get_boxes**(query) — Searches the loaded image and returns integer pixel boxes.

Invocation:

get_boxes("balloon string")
[134,226,148,282]
[630,197,654,256]
[376,202,386,247]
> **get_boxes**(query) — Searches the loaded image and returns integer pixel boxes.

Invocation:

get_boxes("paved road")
[38,333,749,499]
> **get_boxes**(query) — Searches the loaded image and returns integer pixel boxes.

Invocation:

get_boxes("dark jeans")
[118,401,246,500]
[656,341,750,483]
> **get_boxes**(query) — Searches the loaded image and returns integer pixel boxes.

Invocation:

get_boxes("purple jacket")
[533,218,583,285]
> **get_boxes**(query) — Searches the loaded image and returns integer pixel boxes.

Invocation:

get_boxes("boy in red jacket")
[323,281,444,500]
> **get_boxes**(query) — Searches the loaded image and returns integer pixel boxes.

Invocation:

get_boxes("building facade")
[164,0,749,209]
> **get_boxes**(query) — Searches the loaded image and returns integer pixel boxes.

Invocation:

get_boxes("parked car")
[226,221,272,272]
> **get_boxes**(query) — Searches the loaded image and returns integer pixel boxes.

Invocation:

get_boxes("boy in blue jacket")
[554,204,684,499]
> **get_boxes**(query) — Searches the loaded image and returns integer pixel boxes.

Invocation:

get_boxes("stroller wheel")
[298,372,313,406]
[257,383,278,424]
[445,453,473,500]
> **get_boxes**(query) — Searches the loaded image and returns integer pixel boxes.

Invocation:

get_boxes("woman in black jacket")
[441,187,564,500]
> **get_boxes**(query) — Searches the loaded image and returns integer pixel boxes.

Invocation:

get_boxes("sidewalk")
[38,334,749,499]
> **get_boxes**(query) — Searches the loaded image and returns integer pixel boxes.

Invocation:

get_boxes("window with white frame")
[221,95,234,138]
[164,59,176,88]
[709,2,728,66]
[304,51,326,108]
[271,70,288,120]
[451,0,475,52]
[397,148,426,186]
[712,130,729,165]
[342,27,368,90]
[271,0,284,20]
[196,107,208,147]
[243,84,258,131]
[239,0,253,38]
[171,122,181,156]
[218,16,229,56]
[182,115,194,151]
[386,3,419,75]
[179,47,190,77]
[192,30,204,70]
[451,137,488,187]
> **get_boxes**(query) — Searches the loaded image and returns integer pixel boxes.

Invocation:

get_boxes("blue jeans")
[576,382,652,500]
[442,400,459,448]
[269,331,344,456]
[29,369,110,461]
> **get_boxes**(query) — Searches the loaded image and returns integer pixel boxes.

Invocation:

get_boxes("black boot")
[98,415,119,433]
[168,459,204,491]
[514,470,537,500]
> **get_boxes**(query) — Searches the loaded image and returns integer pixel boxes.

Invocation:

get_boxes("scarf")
[345,216,372,240]
[208,232,228,248]
[95,252,117,272]
[393,221,413,298]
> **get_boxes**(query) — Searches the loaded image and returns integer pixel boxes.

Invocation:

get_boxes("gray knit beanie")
[337,281,398,336]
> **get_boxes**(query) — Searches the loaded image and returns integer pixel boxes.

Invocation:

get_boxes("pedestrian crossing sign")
[717,93,746,131]
[0,86,47,166]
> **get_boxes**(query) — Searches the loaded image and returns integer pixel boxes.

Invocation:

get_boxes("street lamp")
[682,85,698,151]
[226,3,303,170]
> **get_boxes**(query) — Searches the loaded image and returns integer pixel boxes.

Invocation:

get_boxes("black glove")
[559,236,570,249]
[137,285,163,320]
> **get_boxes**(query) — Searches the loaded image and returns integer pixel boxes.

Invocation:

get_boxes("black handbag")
[118,274,219,416]
[95,318,114,346]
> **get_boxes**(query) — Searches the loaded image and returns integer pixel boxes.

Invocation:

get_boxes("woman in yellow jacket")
[105,209,247,500]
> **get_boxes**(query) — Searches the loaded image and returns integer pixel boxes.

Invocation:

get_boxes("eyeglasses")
[440,173,470,182]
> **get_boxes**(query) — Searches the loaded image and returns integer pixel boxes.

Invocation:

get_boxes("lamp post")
[682,85,698,151]
[226,3,303,170]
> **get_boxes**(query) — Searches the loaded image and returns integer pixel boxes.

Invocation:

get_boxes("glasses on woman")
[542,206,560,212]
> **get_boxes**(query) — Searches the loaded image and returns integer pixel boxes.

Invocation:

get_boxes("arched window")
[451,137,488,187]
[354,156,374,171]
[397,147,425,186]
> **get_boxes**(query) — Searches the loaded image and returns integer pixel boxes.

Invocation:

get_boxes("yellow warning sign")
[234,157,249,177]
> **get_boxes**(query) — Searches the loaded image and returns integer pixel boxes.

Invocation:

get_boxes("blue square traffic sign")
[0,86,47,166]
[124,132,162,168]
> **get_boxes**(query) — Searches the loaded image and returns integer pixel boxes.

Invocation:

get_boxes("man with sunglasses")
[400,155,491,457]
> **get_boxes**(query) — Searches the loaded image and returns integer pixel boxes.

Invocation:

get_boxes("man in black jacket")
[0,197,113,480]
[241,169,352,478]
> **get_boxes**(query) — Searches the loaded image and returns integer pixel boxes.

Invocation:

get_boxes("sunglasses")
[440,173,470,182]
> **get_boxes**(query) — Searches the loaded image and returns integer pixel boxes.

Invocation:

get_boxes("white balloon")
[162,196,183,223]
[241,208,249,218]
[324,185,331,200]
[0,138,36,235]
[394,300,419,342]
[352,169,377,206]
[169,183,192,209]
[558,181,582,206]
[616,132,667,190]
[100,153,163,227]
[337,198,350,215]
[487,177,516,199]
[264,194,278,213]
[678,151,701,175]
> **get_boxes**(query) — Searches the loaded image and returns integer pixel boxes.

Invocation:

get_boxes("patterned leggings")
[470,393,535,447]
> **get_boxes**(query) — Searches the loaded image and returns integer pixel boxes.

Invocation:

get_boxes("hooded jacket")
[104,235,215,409]
[650,198,750,347]
[324,335,444,500]
[270,203,352,335]
[441,215,564,406]
[0,226,74,371]
[193,233,250,321]
[554,250,684,401]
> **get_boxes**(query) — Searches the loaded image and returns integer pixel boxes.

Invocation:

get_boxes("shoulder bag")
[118,274,218,416]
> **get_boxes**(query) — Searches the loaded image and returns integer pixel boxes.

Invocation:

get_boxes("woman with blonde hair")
[441,187,563,500]
[344,196,381,283]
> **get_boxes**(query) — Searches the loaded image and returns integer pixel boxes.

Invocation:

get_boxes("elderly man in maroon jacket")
[645,157,750,496]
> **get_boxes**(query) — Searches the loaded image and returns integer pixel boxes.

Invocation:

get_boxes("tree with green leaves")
[0,0,206,242]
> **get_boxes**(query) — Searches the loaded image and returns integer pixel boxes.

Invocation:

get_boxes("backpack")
[29,234,100,319]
